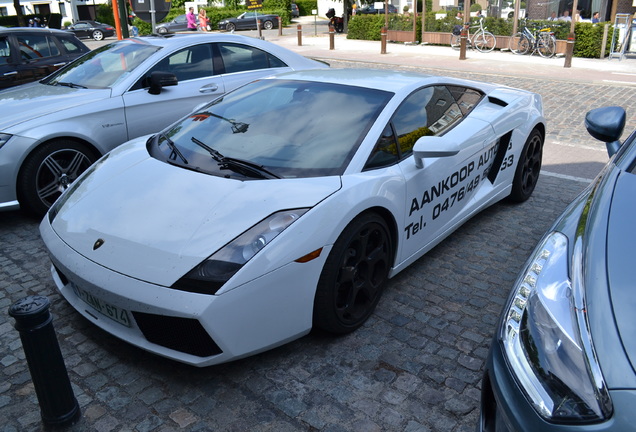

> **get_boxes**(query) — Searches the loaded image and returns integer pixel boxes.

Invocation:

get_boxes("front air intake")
[132,312,222,357]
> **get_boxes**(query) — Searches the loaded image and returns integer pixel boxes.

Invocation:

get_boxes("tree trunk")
[14,0,26,27]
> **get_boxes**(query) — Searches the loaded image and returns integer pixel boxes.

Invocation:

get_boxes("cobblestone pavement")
[2,60,636,432]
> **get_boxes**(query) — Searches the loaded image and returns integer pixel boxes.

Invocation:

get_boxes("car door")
[216,42,290,89]
[13,33,67,85]
[122,43,226,140]
[390,85,494,260]
[238,12,256,30]
[0,35,18,88]
[71,22,90,38]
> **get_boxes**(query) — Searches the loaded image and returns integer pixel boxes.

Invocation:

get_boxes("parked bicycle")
[450,18,496,53]
[508,22,557,58]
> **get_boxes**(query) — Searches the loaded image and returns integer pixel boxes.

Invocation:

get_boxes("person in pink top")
[186,7,197,31]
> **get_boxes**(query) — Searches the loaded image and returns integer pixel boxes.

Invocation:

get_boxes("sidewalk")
[261,16,636,85]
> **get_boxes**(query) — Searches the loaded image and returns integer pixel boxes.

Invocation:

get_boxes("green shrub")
[347,14,385,40]
[294,0,317,16]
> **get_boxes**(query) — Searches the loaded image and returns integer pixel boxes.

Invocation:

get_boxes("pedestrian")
[548,11,557,21]
[558,10,571,21]
[198,8,209,31]
[186,7,197,31]
[592,12,600,23]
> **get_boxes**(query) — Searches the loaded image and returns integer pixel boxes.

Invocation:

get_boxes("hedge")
[348,13,615,58]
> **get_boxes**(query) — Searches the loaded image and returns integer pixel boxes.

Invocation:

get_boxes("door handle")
[199,84,219,93]
[53,62,67,67]
[3,71,17,76]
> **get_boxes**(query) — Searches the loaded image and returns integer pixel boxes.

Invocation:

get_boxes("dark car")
[291,3,300,18]
[66,20,115,41]
[218,12,280,32]
[478,106,636,431]
[357,4,399,14]
[0,27,89,89]
[155,14,188,34]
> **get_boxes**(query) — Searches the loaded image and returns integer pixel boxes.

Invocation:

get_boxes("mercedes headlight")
[500,231,611,423]
[172,209,309,295]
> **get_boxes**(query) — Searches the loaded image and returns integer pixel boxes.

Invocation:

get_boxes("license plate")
[71,283,132,328]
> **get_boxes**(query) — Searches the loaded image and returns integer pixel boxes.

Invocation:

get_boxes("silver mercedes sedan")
[0,33,327,215]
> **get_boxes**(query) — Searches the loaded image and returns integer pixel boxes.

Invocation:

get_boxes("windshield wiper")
[57,81,88,89]
[191,136,280,179]
[160,133,188,165]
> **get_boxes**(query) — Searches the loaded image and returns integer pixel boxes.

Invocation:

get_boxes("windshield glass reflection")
[157,79,392,178]
[45,41,161,89]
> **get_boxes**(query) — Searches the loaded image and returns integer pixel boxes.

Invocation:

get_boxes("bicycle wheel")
[450,34,461,50]
[474,31,496,52]
[537,33,556,58]
[509,32,530,55]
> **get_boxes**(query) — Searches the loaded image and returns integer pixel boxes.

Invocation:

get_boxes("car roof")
[0,27,80,36]
[266,68,438,93]
[119,33,289,50]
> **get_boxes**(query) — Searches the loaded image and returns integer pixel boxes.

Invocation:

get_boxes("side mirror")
[585,106,626,157]
[148,71,178,95]
[413,136,460,169]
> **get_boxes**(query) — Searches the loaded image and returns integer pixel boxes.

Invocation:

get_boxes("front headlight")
[172,208,309,295]
[0,133,13,150]
[501,231,611,423]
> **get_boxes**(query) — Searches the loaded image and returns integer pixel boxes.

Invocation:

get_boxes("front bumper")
[479,339,636,431]
[40,217,329,367]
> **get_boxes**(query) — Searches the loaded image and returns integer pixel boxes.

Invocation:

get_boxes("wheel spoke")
[42,156,65,178]
[38,179,62,201]
[67,152,89,179]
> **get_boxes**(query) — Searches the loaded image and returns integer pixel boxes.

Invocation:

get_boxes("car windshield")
[44,40,160,89]
[154,79,393,178]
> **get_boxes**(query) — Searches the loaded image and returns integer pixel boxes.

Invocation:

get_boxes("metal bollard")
[564,32,575,68]
[459,24,468,60]
[297,24,302,46]
[381,26,387,54]
[9,296,81,427]
[257,19,263,39]
[278,17,282,36]
[329,25,335,50]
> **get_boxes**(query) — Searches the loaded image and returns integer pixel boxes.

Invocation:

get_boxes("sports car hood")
[49,141,341,286]
[604,170,636,373]
[0,83,109,131]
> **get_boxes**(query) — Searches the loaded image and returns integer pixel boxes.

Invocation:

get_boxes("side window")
[144,44,214,84]
[17,35,59,60]
[218,42,286,74]
[447,86,484,116]
[364,123,399,170]
[58,36,86,55]
[0,37,10,65]
[391,86,462,158]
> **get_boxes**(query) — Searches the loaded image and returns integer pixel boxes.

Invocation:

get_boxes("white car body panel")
[41,69,545,366]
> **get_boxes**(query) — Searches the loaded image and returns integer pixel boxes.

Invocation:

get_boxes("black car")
[218,12,280,32]
[357,4,399,14]
[155,14,188,34]
[0,27,89,89]
[479,106,636,431]
[66,20,115,41]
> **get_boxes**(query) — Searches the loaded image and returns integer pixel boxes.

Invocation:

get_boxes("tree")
[13,0,25,26]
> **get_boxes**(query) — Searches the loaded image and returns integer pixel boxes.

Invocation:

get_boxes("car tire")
[313,213,392,334]
[18,140,100,216]
[157,27,168,34]
[92,30,104,41]
[226,23,236,32]
[509,129,543,202]
[263,20,274,30]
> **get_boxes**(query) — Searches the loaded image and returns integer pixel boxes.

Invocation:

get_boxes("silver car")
[0,33,327,215]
